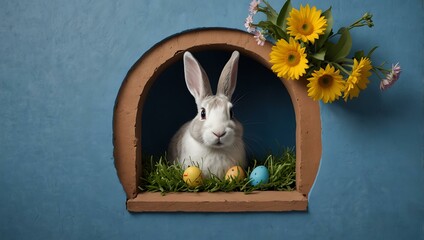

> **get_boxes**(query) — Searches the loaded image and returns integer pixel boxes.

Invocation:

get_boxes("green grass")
[139,148,296,195]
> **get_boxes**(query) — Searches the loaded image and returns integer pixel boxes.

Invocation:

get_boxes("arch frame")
[113,28,322,212]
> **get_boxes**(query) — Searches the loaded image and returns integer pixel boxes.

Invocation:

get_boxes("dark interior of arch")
[141,49,296,162]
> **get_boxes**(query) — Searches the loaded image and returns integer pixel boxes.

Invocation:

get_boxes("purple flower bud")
[380,63,401,91]
[254,31,266,46]
[249,0,261,15]
[244,15,256,33]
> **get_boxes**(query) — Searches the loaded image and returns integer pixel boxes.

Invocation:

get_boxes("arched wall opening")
[113,28,322,212]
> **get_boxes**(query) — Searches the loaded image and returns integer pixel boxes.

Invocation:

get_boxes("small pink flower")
[249,0,261,15]
[380,63,401,91]
[244,15,255,33]
[254,31,266,46]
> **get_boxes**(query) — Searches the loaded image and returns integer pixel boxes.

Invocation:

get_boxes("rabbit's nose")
[213,131,227,138]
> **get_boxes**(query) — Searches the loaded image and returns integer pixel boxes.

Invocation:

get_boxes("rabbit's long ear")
[217,51,240,99]
[184,52,212,106]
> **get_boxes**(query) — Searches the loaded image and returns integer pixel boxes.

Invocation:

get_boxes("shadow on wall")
[141,50,296,160]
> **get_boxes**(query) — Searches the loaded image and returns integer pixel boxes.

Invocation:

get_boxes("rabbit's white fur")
[168,51,246,179]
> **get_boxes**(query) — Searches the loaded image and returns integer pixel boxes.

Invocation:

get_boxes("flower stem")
[348,12,374,30]
[340,58,354,64]
[372,68,384,80]
[332,62,351,77]
[373,65,390,74]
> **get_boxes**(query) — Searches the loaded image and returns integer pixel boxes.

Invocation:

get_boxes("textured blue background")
[1,0,423,239]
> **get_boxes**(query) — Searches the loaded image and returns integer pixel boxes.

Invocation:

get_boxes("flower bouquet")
[245,0,401,103]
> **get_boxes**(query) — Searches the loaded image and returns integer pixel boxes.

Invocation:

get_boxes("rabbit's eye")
[200,108,206,120]
[229,108,234,119]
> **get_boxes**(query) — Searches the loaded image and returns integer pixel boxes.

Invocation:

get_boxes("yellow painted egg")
[225,166,246,182]
[183,166,203,187]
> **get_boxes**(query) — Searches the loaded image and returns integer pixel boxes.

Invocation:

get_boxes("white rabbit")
[168,51,246,179]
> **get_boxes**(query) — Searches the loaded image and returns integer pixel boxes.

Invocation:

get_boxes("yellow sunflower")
[343,57,373,101]
[269,37,309,80]
[287,4,327,44]
[307,65,345,103]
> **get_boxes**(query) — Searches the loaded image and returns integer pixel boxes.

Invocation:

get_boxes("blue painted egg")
[249,166,269,186]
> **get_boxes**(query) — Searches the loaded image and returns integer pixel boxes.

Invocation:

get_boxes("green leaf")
[311,48,327,61]
[316,7,333,49]
[262,0,279,23]
[366,46,379,58]
[354,50,365,60]
[257,21,288,41]
[269,24,288,40]
[276,0,292,29]
[325,27,352,62]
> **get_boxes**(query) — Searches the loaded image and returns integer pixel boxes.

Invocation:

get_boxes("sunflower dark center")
[319,75,333,88]
[300,22,313,35]
[287,51,300,66]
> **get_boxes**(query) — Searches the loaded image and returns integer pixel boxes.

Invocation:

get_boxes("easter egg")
[249,166,269,186]
[225,166,246,182]
[183,166,203,187]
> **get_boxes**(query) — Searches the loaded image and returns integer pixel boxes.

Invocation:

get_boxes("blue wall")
[1,0,423,239]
